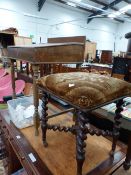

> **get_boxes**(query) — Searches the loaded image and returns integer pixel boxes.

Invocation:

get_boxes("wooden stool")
[38,72,131,175]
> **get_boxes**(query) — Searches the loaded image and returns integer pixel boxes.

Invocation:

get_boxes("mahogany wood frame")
[39,87,131,175]
[0,110,128,175]
[7,42,84,135]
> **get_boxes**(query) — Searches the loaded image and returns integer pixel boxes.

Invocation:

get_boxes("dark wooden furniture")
[127,58,131,82]
[48,36,86,58]
[8,43,84,64]
[111,57,129,80]
[0,32,15,67]
[111,57,131,82]
[0,32,15,48]
[48,36,86,44]
[92,107,131,171]
[0,110,52,175]
[38,72,131,175]
[100,50,112,64]
[0,32,32,71]
[7,43,84,135]
[7,44,131,175]
[48,36,96,61]
[0,109,130,175]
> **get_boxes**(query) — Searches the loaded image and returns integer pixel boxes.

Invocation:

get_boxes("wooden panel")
[14,36,23,45]
[48,36,86,43]
[112,73,125,80]
[48,36,97,61]
[100,50,112,64]
[0,32,14,47]
[7,43,84,64]
[84,41,96,60]
[14,36,32,46]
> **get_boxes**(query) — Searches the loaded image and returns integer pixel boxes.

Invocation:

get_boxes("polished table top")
[7,42,84,64]
[0,109,128,175]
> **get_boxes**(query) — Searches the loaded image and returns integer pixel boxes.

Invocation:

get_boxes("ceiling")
[38,0,131,23]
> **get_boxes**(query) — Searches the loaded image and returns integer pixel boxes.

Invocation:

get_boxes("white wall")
[0,0,37,41]
[0,0,118,50]
[115,22,131,52]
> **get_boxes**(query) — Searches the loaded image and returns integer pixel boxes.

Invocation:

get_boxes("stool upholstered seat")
[38,72,131,109]
[38,72,131,175]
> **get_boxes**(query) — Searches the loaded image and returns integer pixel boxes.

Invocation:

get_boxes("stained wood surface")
[84,41,96,60]
[23,83,33,96]
[110,73,125,80]
[7,43,84,64]
[21,103,121,175]
[48,36,86,44]
[47,36,96,60]
[14,36,32,46]
[100,50,112,64]
[113,166,131,175]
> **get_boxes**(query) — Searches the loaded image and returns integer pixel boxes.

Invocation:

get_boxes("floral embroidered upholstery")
[38,72,131,109]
